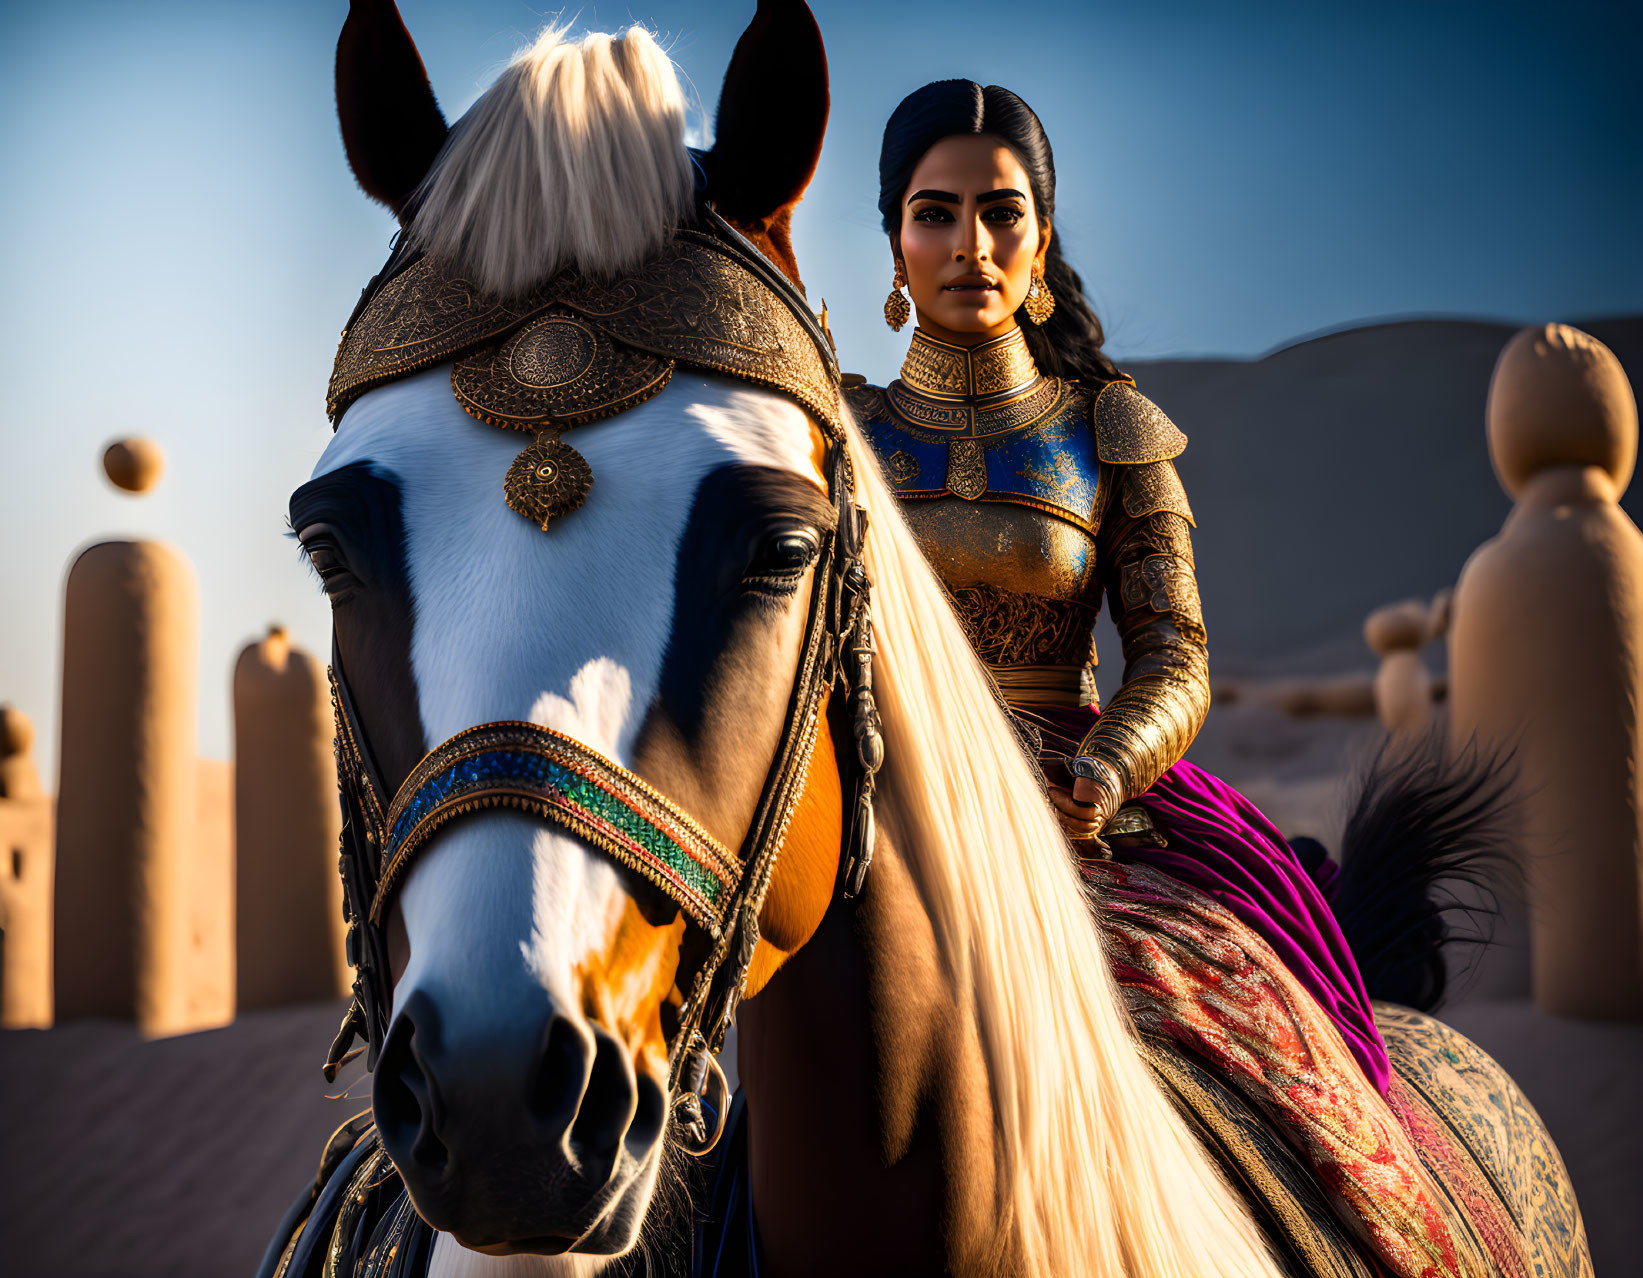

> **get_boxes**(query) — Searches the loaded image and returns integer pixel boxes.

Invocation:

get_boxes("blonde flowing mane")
[844,418,1280,1277]
[401,21,1274,1270]
[409,24,693,295]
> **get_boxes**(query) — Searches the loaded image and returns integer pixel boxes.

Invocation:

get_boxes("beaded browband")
[372,721,741,936]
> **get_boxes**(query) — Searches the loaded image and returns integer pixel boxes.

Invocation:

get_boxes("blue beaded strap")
[371,721,740,937]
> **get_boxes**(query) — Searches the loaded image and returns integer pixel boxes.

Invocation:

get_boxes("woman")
[847,79,1389,1089]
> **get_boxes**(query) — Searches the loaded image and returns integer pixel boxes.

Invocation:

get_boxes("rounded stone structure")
[0,704,43,800]
[1425,586,1454,643]
[102,438,166,494]
[1365,598,1433,737]
[53,539,206,1034]
[1448,324,1643,1019]
[233,625,348,1008]
[1487,325,1636,498]
[0,706,54,1028]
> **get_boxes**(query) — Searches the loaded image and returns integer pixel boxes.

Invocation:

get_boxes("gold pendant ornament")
[1023,264,1055,326]
[504,434,594,529]
[946,438,987,500]
[884,260,911,332]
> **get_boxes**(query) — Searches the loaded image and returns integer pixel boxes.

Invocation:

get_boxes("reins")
[320,213,884,1158]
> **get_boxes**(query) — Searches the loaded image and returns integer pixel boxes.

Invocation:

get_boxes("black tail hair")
[1329,730,1520,1012]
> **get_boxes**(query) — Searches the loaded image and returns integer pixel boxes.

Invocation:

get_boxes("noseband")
[321,213,884,1157]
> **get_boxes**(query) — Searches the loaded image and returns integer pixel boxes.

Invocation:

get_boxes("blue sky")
[1,0,1638,767]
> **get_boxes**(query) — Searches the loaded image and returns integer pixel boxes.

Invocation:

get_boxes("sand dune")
[1128,316,1643,666]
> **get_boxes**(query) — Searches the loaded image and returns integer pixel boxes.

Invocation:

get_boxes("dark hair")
[878,80,1122,385]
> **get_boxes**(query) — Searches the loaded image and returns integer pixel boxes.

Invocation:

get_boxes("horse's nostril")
[627,1071,667,1159]
[570,1029,638,1172]
[375,1007,449,1176]
[529,1015,590,1129]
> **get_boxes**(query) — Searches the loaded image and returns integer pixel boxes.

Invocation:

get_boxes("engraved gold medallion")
[504,434,594,529]
[885,450,921,483]
[946,439,987,500]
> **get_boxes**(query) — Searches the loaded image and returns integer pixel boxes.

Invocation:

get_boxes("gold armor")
[848,327,1209,816]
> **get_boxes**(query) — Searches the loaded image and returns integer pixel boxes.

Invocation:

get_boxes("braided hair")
[878,80,1122,385]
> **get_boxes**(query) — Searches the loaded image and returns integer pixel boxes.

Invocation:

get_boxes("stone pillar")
[1366,598,1433,737]
[190,758,235,1029]
[234,626,348,1007]
[1447,323,1643,1019]
[53,540,202,1034]
[0,706,54,1028]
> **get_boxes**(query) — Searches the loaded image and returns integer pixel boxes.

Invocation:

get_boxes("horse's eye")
[766,532,819,572]
[302,536,359,604]
[744,528,820,596]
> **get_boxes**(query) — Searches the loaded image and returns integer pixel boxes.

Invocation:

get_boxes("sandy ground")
[4,705,1637,1278]
[0,1001,357,1278]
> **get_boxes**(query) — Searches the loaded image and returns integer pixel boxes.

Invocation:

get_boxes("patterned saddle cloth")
[1089,858,1590,1278]
[263,856,1590,1278]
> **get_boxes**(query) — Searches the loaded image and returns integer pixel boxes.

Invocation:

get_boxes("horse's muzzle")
[373,987,667,1252]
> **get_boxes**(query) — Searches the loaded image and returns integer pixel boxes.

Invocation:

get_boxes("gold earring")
[1023,263,1055,326]
[884,261,911,332]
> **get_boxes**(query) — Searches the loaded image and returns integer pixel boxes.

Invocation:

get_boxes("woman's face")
[896,134,1049,345]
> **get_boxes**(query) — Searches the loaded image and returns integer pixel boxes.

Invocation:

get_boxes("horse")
[262,3,1592,1275]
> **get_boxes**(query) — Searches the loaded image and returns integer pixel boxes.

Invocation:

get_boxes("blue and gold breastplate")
[849,330,1106,533]
[845,329,1188,684]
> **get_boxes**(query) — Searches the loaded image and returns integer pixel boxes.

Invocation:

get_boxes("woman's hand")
[1048,782,1115,850]
[1071,774,1112,809]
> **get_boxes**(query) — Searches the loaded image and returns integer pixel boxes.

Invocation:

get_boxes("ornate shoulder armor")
[1122,459,1196,526]
[1094,382,1187,465]
[843,381,889,426]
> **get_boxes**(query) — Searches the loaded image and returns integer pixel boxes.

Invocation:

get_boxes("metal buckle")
[671,1035,731,1157]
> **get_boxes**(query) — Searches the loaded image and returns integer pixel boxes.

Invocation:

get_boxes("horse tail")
[1322,731,1519,1012]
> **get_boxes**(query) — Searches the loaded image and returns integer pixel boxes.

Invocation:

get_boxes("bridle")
[320,210,884,1158]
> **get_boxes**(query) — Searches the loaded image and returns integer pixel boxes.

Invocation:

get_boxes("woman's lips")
[943,275,999,294]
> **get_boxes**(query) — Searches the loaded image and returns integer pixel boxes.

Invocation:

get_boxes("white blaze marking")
[528,656,634,757]
[313,371,825,1031]
[518,658,635,993]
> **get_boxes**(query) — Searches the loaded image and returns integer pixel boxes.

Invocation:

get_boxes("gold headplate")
[453,310,674,431]
[452,311,673,531]
[330,232,848,535]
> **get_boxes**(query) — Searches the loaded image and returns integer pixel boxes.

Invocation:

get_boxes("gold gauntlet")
[1075,485,1210,805]
[1074,667,1209,804]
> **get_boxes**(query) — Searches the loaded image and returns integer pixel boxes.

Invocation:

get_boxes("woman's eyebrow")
[977,188,1027,203]
[907,188,960,203]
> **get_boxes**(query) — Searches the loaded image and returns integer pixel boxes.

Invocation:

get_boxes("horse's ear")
[704,0,829,285]
[335,0,449,221]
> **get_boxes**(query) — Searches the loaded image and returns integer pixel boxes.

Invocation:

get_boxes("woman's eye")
[983,206,1024,224]
[912,206,953,223]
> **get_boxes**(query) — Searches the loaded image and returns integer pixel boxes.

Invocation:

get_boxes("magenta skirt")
[1019,703,1391,1092]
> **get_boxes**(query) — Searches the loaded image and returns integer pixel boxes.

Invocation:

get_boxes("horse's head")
[301,0,841,1258]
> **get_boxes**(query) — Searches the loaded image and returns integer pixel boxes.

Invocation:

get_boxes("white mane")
[845,418,1280,1276]
[408,24,693,296]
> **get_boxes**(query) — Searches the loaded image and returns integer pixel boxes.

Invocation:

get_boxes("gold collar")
[898,327,1041,403]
